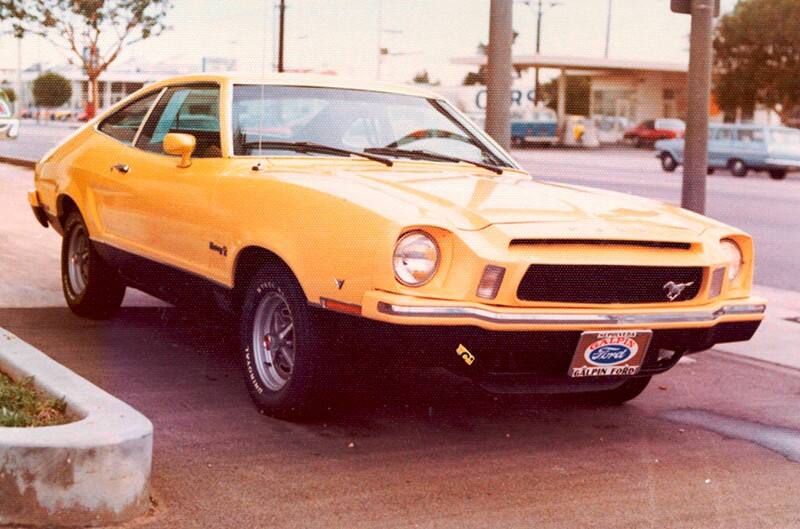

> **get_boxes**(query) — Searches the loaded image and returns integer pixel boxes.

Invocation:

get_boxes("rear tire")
[729,159,748,177]
[660,152,678,172]
[240,264,333,420]
[587,376,652,405]
[61,212,126,319]
[769,169,787,180]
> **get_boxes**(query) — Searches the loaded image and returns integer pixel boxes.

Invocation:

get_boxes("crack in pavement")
[663,409,800,463]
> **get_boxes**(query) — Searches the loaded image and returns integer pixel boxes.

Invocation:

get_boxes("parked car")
[510,107,558,147]
[29,74,766,420]
[0,97,19,139]
[655,123,800,180]
[624,118,685,147]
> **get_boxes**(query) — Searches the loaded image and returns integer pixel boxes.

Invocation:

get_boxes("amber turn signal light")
[476,265,506,300]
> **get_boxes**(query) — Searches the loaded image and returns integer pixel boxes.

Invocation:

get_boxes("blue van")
[510,108,558,147]
[655,124,800,180]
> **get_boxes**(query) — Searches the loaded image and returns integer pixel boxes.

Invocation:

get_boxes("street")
[1,157,800,528]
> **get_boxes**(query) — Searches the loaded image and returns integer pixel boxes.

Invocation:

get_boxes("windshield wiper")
[242,141,393,167]
[363,147,504,175]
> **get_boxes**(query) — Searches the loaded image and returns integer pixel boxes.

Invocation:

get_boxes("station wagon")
[656,123,800,179]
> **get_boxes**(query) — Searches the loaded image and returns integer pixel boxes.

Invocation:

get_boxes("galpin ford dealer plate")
[569,330,653,377]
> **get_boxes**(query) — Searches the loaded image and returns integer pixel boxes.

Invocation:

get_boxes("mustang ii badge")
[663,280,694,301]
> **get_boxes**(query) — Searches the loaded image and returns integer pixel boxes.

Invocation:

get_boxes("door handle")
[111,163,130,174]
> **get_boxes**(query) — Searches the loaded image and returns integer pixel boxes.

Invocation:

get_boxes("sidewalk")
[715,285,800,370]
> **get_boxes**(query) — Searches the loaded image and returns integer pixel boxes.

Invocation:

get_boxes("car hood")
[348,167,713,236]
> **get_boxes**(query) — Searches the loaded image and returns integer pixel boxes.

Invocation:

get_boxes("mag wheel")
[240,265,332,420]
[61,212,126,319]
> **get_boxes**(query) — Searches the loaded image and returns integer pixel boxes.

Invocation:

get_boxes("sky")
[0,0,739,86]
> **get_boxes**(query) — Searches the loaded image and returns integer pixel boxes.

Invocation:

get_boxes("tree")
[0,0,172,118]
[540,76,591,117]
[412,70,430,84]
[32,71,71,108]
[713,0,800,122]
[0,86,15,103]
[462,31,521,86]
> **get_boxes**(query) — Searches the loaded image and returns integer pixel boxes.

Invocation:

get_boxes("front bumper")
[363,291,766,332]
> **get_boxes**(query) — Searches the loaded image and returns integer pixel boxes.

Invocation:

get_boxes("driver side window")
[136,85,221,158]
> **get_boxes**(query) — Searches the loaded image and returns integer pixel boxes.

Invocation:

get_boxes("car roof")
[145,73,442,99]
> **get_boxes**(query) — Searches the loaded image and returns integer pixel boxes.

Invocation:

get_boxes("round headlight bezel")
[393,230,440,287]
[720,238,743,282]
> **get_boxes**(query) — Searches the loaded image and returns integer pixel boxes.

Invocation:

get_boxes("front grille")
[517,264,703,304]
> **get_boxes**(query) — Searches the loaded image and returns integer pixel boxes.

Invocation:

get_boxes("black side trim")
[93,241,234,311]
[31,204,49,228]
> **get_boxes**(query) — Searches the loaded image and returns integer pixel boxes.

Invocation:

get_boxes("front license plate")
[568,330,652,378]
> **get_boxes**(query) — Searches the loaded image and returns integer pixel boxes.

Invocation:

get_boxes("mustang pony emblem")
[662,281,694,301]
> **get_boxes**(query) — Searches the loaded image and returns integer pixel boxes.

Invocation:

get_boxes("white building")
[452,54,690,125]
[12,57,232,112]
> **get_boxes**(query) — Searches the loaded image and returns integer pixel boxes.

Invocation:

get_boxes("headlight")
[720,239,743,282]
[393,231,439,286]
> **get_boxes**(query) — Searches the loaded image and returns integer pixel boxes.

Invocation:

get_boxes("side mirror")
[163,133,196,168]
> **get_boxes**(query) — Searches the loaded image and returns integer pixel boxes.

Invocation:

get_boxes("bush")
[0,87,16,103]
[32,72,72,108]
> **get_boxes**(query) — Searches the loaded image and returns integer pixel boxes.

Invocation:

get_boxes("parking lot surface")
[2,156,800,528]
[3,306,800,529]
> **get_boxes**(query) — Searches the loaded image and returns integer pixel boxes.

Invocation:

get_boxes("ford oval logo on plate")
[584,337,639,366]
[569,330,652,378]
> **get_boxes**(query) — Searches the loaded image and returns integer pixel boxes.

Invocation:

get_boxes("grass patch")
[0,371,71,427]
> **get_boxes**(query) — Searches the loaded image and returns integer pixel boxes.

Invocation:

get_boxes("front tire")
[240,265,332,420]
[61,212,126,319]
[729,159,748,177]
[769,168,787,180]
[660,152,678,172]
[587,376,652,405]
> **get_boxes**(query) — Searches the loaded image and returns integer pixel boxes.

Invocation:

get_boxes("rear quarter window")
[97,91,160,144]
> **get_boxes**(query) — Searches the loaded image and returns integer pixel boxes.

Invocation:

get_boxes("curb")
[0,156,36,169]
[0,328,153,527]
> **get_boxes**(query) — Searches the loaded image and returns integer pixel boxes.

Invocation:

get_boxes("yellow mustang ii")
[29,74,766,419]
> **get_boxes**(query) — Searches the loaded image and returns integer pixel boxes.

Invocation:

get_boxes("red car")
[624,118,685,147]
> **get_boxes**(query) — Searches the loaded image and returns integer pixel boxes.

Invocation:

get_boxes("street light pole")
[277,0,286,73]
[604,0,613,58]
[15,34,22,116]
[485,0,513,149]
[681,0,715,214]
[534,0,542,104]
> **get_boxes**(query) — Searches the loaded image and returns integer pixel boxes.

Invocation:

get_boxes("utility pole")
[521,1,560,105]
[604,0,613,58]
[534,0,542,104]
[15,33,22,116]
[277,0,286,73]
[485,0,513,149]
[681,0,715,213]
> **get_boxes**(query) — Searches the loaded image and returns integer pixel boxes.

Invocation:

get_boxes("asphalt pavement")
[2,139,800,528]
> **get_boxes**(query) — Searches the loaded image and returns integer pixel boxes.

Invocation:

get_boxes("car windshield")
[231,85,513,167]
[770,129,800,145]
